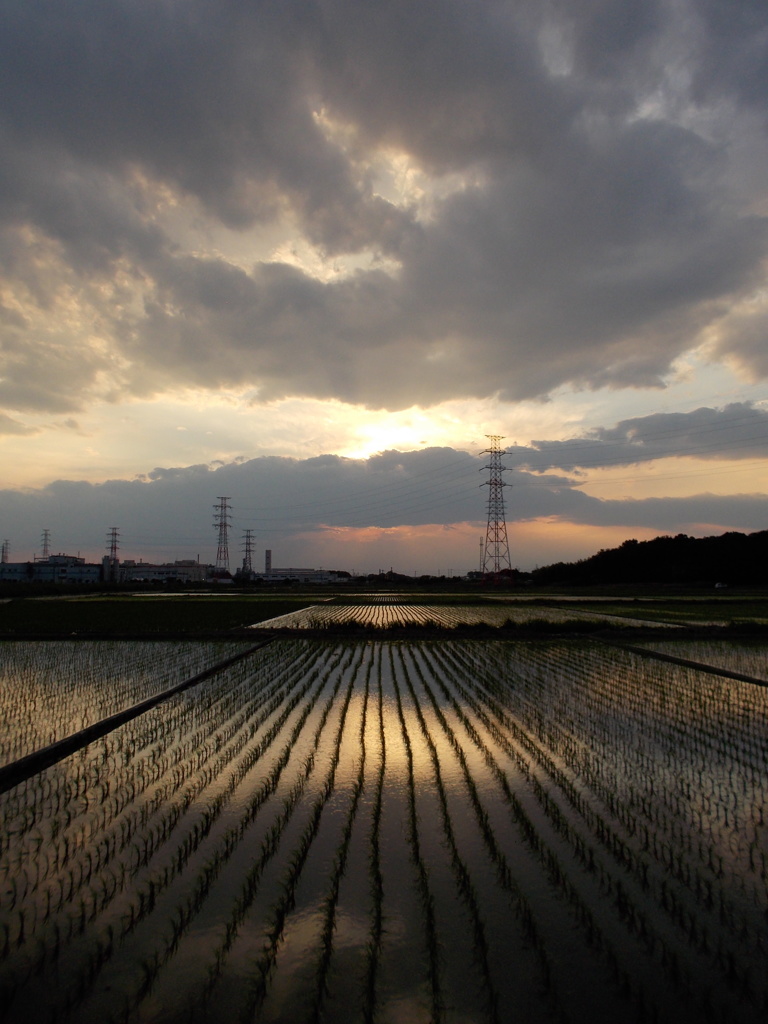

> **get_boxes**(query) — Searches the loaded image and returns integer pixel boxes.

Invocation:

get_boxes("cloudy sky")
[1,0,767,574]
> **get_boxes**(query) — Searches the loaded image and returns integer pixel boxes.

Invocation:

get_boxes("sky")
[1,0,767,575]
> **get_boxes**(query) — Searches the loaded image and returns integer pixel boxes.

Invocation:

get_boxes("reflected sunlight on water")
[0,637,766,1023]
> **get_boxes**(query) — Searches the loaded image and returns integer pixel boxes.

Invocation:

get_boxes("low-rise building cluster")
[0,551,350,586]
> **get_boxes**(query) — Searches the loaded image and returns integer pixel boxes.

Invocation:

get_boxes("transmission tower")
[41,529,51,559]
[213,497,232,572]
[480,435,511,576]
[1,540,8,564]
[107,527,120,561]
[241,529,254,572]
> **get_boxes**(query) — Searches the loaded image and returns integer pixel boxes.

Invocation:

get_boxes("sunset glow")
[1,2,767,573]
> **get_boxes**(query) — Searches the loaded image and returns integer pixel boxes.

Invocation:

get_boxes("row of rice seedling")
[398,652,503,1023]
[0,640,534,1020]
[252,604,442,629]
[0,641,249,765]
[401,642,651,1021]
[252,602,668,631]
[66,642,364,1024]
[632,639,768,682]
[572,601,768,628]
[308,655,373,1021]
[1,651,279,925]
[438,604,672,629]
[360,652,386,1024]
[1,635,765,1022]
[437,638,768,1020]
[0,639,335,1020]
[388,649,442,1021]
[174,645,373,1024]
[232,661,359,1019]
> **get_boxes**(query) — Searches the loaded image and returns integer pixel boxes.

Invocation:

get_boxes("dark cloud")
[509,403,768,470]
[0,0,410,247]
[689,0,768,112]
[0,0,767,414]
[311,0,573,170]
[561,0,664,81]
[559,491,768,532]
[1,446,766,570]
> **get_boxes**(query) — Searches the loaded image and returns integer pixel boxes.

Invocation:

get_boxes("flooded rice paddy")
[252,601,672,630]
[1,632,767,1023]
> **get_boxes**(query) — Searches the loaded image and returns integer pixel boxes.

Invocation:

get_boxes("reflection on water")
[0,638,766,1023]
[251,602,667,630]
[0,640,251,764]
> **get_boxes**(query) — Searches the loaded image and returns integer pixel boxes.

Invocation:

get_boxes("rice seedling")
[398,654,502,1024]
[309,656,372,1022]
[1,620,766,1024]
[390,658,443,1022]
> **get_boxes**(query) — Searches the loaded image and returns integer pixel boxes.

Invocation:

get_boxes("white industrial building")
[119,559,209,583]
[235,549,349,584]
[1,542,348,586]
[0,554,212,585]
[0,554,104,584]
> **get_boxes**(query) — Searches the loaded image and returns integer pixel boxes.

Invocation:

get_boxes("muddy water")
[1,638,767,1023]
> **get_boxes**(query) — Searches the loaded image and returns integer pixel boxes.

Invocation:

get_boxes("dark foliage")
[531,530,768,586]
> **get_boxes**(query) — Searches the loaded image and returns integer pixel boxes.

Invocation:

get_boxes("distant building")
[120,559,209,583]
[236,566,349,584]
[268,567,349,583]
[234,550,349,584]
[0,554,103,584]
[1,547,347,587]
[0,553,213,585]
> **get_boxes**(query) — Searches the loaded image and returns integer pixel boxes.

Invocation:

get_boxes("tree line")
[530,530,768,586]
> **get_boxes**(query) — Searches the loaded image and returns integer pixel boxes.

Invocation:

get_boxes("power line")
[233,452,478,517]
[223,432,767,532]
[208,407,767,531]
[230,455,482,528]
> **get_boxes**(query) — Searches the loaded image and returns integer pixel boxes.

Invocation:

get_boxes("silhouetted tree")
[531,530,768,586]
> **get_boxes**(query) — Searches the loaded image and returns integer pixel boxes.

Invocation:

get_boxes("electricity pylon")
[213,497,232,572]
[242,529,254,572]
[107,527,120,561]
[480,435,511,576]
